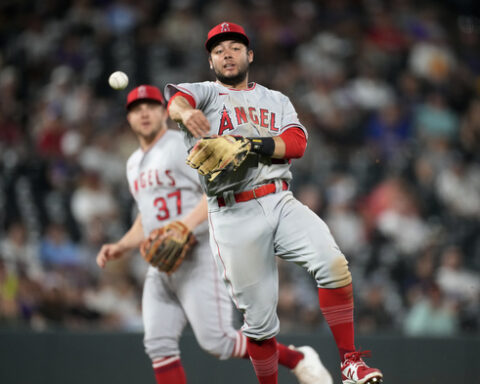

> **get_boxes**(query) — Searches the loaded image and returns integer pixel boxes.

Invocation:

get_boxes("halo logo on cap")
[220,22,230,32]
[126,85,164,109]
[138,86,147,98]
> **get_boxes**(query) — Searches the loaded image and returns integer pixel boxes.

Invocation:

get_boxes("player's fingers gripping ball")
[140,221,196,274]
[186,135,251,181]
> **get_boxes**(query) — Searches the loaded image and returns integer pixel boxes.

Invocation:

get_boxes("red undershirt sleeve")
[279,127,307,159]
[167,91,196,111]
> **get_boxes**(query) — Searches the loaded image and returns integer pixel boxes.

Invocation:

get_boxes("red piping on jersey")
[167,91,196,111]
[279,127,307,159]
[283,123,305,130]
[222,82,257,91]
[173,85,197,101]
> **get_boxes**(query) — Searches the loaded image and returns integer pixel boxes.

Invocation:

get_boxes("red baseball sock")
[277,343,304,369]
[246,337,278,384]
[318,283,355,361]
[152,356,186,384]
[233,331,304,370]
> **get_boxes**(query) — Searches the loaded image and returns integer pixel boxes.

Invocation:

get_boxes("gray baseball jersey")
[126,129,241,359]
[127,129,207,237]
[165,82,351,340]
[164,81,307,196]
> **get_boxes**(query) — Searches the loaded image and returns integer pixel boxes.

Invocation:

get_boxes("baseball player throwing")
[166,22,384,384]
[96,85,332,384]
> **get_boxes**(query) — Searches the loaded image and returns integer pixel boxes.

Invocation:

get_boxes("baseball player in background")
[96,85,332,384]
[166,22,384,384]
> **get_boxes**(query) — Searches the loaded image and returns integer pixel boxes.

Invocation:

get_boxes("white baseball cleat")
[290,345,333,384]
[341,351,383,384]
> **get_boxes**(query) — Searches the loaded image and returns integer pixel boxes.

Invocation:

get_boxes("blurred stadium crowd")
[0,0,479,336]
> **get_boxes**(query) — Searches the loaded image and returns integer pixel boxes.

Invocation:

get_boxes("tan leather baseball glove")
[140,221,196,274]
[186,135,251,181]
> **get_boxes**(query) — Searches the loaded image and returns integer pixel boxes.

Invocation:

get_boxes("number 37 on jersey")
[130,168,183,222]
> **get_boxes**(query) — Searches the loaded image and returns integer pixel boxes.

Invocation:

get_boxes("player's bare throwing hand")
[166,22,383,384]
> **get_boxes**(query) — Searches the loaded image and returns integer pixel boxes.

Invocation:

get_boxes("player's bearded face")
[210,41,252,87]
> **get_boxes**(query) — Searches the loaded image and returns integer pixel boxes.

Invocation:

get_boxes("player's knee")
[242,313,279,341]
[197,333,235,360]
[144,336,180,361]
[314,253,352,288]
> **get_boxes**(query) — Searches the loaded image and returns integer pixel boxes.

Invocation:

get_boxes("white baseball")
[108,71,129,90]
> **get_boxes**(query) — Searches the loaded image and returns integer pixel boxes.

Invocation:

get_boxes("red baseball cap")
[205,22,249,52]
[126,85,165,109]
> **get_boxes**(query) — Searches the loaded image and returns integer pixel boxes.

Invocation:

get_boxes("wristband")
[248,137,275,157]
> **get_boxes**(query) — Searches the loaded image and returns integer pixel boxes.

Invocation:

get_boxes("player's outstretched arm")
[249,128,306,159]
[96,214,145,268]
[168,95,210,138]
[181,194,208,231]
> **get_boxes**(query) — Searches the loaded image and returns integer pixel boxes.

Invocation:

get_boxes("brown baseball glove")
[140,221,196,274]
[186,135,251,181]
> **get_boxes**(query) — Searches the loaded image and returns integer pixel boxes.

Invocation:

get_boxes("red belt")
[217,181,288,207]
